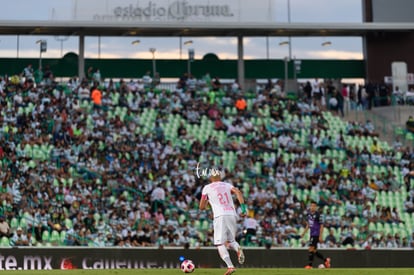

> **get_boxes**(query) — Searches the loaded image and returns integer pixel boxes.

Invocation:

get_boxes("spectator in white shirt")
[150,184,165,212]
[404,196,414,213]
[243,214,259,237]
[226,121,239,137]
[10,227,29,246]
[77,82,90,101]
[142,71,152,89]
[275,177,288,197]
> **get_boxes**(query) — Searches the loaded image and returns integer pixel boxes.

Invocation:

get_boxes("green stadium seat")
[290,238,300,248]
[10,217,19,230]
[42,231,50,243]
[64,218,73,229]
[0,237,10,247]
[19,218,28,230]
[50,230,60,245]
[201,220,210,231]
[60,231,66,245]
[179,214,186,224]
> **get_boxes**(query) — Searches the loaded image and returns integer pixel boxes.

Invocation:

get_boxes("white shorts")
[213,215,237,245]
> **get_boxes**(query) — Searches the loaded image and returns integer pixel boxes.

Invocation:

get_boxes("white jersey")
[201,181,237,218]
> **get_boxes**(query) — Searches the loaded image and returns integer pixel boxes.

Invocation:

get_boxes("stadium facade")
[0,0,413,86]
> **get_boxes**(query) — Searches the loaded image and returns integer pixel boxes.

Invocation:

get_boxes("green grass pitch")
[0,268,413,275]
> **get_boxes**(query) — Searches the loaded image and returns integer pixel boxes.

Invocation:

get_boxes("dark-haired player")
[301,201,331,269]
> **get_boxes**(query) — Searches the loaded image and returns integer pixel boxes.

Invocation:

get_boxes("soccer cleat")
[304,265,313,269]
[324,257,331,268]
[237,248,245,264]
[224,267,236,275]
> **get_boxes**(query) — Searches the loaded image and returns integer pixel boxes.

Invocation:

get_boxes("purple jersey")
[306,211,322,237]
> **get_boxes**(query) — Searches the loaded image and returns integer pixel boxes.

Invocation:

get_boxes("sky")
[0,0,364,60]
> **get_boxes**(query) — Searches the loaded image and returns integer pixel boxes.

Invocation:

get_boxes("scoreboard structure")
[363,0,414,84]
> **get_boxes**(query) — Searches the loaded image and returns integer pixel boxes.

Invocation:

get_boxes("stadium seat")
[19,218,28,230]
[290,238,300,248]
[50,230,60,245]
[42,231,50,243]
[10,217,19,230]
[64,218,73,229]
[94,212,101,222]
[201,220,210,231]
[179,214,186,224]
[0,237,10,247]
[60,231,66,245]
[24,144,33,159]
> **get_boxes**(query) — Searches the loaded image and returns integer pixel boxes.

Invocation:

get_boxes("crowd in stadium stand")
[0,65,413,249]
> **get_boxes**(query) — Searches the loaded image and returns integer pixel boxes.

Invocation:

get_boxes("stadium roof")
[1,21,414,37]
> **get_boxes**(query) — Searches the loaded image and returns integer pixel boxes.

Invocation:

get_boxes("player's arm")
[319,222,324,242]
[231,187,247,216]
[231,186,244,204]
[199,194,208,210]
[301,222,309,238]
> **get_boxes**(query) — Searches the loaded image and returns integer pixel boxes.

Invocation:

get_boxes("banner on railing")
[0,248,414,270]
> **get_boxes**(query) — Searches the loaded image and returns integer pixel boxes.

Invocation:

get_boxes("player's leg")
[324,257,331,268]
[314,237,331,268]
[315,250,331,268]
[315,250,324,260]
[225,216,245,264]
[214,216,235,272]
[217,245,235,269]
[305,237,317,268]
[305,247,315,269]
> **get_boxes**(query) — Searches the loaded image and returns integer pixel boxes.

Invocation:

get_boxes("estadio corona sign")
[73,0,277,23]
[108,1,234,21]
[1,0,278,23]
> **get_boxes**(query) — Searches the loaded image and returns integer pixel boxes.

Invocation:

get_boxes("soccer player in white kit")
[199,173,247,275]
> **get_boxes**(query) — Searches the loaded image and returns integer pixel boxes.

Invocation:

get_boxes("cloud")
[305,50,363,60]
[202,37,238,46]
[0,45,363,61]
[0,49,61,58]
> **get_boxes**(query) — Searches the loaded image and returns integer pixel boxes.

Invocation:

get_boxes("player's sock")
[228,241,240,252]
[315,251,324,260]
[307,252,314,266]
[228,241,245,264]
[218,245,234,268]
[324,257,331,268]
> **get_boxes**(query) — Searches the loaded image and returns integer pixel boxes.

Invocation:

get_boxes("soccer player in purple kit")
[301,201,331,269]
